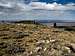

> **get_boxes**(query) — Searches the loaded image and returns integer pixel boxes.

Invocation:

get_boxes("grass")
[0,22,75,56]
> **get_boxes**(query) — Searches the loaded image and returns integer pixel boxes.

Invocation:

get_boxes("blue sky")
[24,0,75,4]
[36,0,75,4]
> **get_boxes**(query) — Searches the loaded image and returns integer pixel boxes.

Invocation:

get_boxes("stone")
[70,43,75,52]
[46,40,50,44]
[34,47,42,52]
[67,43,75,52]
[44,48,47,51]
[50,40,56,43]
[64,47,71,53]
[36,40,45,44]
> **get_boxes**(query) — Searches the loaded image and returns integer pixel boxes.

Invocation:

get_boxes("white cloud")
[0,0,32,15]
[29,2,75,10]
[0,0,75,15]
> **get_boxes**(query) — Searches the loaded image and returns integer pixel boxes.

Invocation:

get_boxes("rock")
[50,40,56,43]
[34,47,42,52]
[46,40,50,44]
[36,40,45,44]
[63,47,71,53]
[70,43,75,52]
[36,40,45,47]
[44,48,47,51]
[30,51,33,55]
[36,55,41,56]
[67,43,75,52]
[17,24,21,26]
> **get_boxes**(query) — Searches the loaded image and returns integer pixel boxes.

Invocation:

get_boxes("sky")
[38,0,75,4]
[0,0,75,15]
[24,0,75,4]
[0,0,75,14]
[0,0,75,21]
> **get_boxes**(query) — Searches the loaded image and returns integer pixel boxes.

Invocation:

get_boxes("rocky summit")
[0,23,75,56]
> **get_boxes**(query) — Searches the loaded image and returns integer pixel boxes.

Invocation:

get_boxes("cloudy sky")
[0,0,75,21]
[0,0,75,15]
